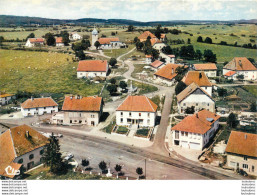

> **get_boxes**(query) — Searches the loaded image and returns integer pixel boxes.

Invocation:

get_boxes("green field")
[0,49,103,96]
[243,86,257,97]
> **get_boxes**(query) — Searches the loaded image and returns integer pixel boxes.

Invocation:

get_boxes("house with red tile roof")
[116,96,158,127]
[150,60,165,70]
[225,131,257,176]
[151,39,166,51]
[160,34,167,42]
[171,109,220,150]
[0,92,15,105]
[69,32,82,41]
[182,71,213,96]
[56,37,64,47]
[223,57,257,81]
[25,38,45,47]
[193,63,217,78]
[224,70,237,80]
[21,97,58,117]
[159,52,176,64]
[0,125,48,178]
[138,31,156,42]
[77,60,109,79]
[51,95,103,126]
[177,82,215,114]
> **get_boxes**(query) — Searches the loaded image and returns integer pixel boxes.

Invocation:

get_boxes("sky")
[0,0,256,22]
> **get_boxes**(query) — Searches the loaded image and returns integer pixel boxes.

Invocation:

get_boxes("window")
[44,107,46,109]
[129,112,132,117]
[244,156,248,161]
[28,108,30,111]
[53,106,55,108]
[147,119,150,125]
[120,118,123,123]
[18,159,23,164]
[252,166,255,172]
[181,131,184,136]
[196,103,198,106]
[91,115,95,118]
[29,154,34,160]
[148,113,150,117]
[40,149,44,155]
[207,103,209,106]
[243,164,248,169]
[139,113,141,117]
[205,87,207,90]
[185,132,188,137]
[70,120,72,123]
[183,103,186,106]
[79,120,82,123]
[121,112,123,116]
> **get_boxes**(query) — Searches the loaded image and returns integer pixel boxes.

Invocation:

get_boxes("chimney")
[31,96,34,101]
[26,131,29,138]
[245,134,247,139]
[199,72,202,79]
[196,113,198,118]
[172,68,174,74]
[75,95,78,99]
[70,96,73,100]
[239,60,242,67]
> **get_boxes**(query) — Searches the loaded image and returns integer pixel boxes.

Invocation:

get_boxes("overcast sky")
[1,0,256,21]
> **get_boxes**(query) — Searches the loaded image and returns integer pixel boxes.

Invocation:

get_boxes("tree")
[114,164,122,175]
[227,113,238,128]
[109,58,117,67]
[197,36,203,42]
[250,102,257,112]
[248,58,255,65]
[204,37,212,44]
[134,37,139,43]
[161,45,173,55]
[107,85,117,95]
[187,38,191,44]
[144,36,152,48]
[45,33,56,46]
[175,81,187,95]
[185,106,195,114]
[0,36,4,45]
[81,159,89,168]
[136,167,143,179]
[26,33,35,40]
[236,74,244,81]
[94,41,101,49]
[136,41,144,50]
[60,31,70,46]
[111,32,115,36]
[179,45,195,59]
[151,48,159,60]
[119,81,127,90]
[42,134,68,174]
[203,49,217,63]
[75,50,85,60]
[98,161,107,173]
[128,25,134,32]
[81,39,91,50]
[195,49,202,61]
[217,88,227,97]
[110,78,116,85]
[155,25,162,39]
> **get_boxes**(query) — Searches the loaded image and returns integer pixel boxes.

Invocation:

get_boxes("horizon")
[1,0,257,22]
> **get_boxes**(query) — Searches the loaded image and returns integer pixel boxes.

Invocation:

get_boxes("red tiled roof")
[171,109,220,134]
[193,63,217,70]
[167,55,175,58]
[160,34,166,39]
[77,60,108,72]
[138,31,156,40]
[98,37,120,45]
[62,96,103,112]
[151,60,164,68]
[21,97,57,109]
[154,64,184,80]
[0,92,14,98]
[224,57,257,71]
[182,71,212,87]
[225,131,257,157]
[56,37,63,43]
[224,70,236,77]
[28,38,45,43]
[145,55,152,58]
[150,38,162,46]
[117,96,157,112]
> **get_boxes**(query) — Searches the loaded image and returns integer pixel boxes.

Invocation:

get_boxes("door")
[189,142,200,150]
[91,121,95,126]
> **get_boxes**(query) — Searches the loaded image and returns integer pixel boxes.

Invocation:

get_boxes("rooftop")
[182,71,212,87]
[28,38,45,43]
[21,97,57,109]
[224,70,236,77]
[138,31,156,40]
[150,60,164,68]
[0,92,14,98]
[77,60,108,72]
[154,64,184,80]
[98,37,120,45]
[224,57,257,71]
[56,37,63,43]
[193,63,217,70]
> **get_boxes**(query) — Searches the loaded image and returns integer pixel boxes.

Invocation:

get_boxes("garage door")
[181,141,188,148]
[189,142,200,150]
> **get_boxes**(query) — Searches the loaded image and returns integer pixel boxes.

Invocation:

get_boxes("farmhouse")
[69,32,82,41]
[77,60,109,79]
[51,95,103,126]
[171,109,220,150]
[150,60,165,70]
[56,37,64,47]
[226,131,257,176]
[0,125,48,179]
[177,82,215,114]
[25,38,45,47]
[182,71,213,96]
[159,52,175,64]
[223,57,257,80]
[21,97,58,117]
[151,39,166,51]
[138,31,156,42]
[0,92,15,105]
[193,63,217,78]
[154,64,185,86]
[116,96,158,128]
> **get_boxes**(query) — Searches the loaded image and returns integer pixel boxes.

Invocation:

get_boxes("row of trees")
[134,36,159,60]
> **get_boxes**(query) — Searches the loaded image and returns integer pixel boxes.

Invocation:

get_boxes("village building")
[77,60,109,79]
[224,70,237,80]
[159,52,175,64]
[150,60,165,70]
[151,39,166,51]
[177,82,215,114]
[55,37,64,47]
[160,34,167,42]
[182,71,213,96]
[145,55,152,64]
[225,131,257,176]
[21,97,58,117]
[138,31,157,42]
[171,109,220,150]
[0,125,48,179]
[193,63,217,78]
[25,38,45,47]
[51,95,103,126]
[69,32,82,41]
[154,64,185,86]
[0,92,15,105]
[223,57,257,80]
[116,96,158,128]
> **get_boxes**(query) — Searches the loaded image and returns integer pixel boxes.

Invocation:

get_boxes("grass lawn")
[0,49,103,97]
[103,44,135,58]
[116,126,129,134]
[131,80,158,95]
[136,128,150,137]
[243,86,257,97]
[102,119,116,134]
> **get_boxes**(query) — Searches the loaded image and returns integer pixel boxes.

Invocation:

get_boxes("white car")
[64,153,74,161]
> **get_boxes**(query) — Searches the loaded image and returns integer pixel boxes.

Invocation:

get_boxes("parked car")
[64,153,74,161]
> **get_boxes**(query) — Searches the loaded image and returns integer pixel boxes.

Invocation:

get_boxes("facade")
[182,71,213,96]
[69,32,82,41]
[224,70,237,80]
[56,37,64,47]
[51,95,103,126]
[193,63,217,78]
[159,52,175,64]
[226,131,257,176]
[177,83,215,114]
[171,110,220,150]
[150,60,165,70]
[145,55,152,64]
[151,39,166,51]
[223,57,257,81]
[0,125,48,178]
[0,93,15,105]
[116,96,158,127]
[77,60,109,79]
[25,38,45,47]
[21,97,58,117]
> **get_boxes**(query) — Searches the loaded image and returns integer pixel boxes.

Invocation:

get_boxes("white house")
[177,82,215,114]
[56,37,64,47]
[0,93,15,105]
[0,124,48,178]
[171,109,220,150]
[226,131,257,176]
[145,55,152,64]
[193,63,217,78]
[77,60,109,79]
[159,52,175,64]
[25,38,45,47]
[223,57,257,81]
[150,60,165,70]
[224,70,237,80]
[69,32,82,41]
[51,95,103,126]
[21,97,58,117]
[116,96,158,128]
[182,71,213,96]
[151,39,166,51]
